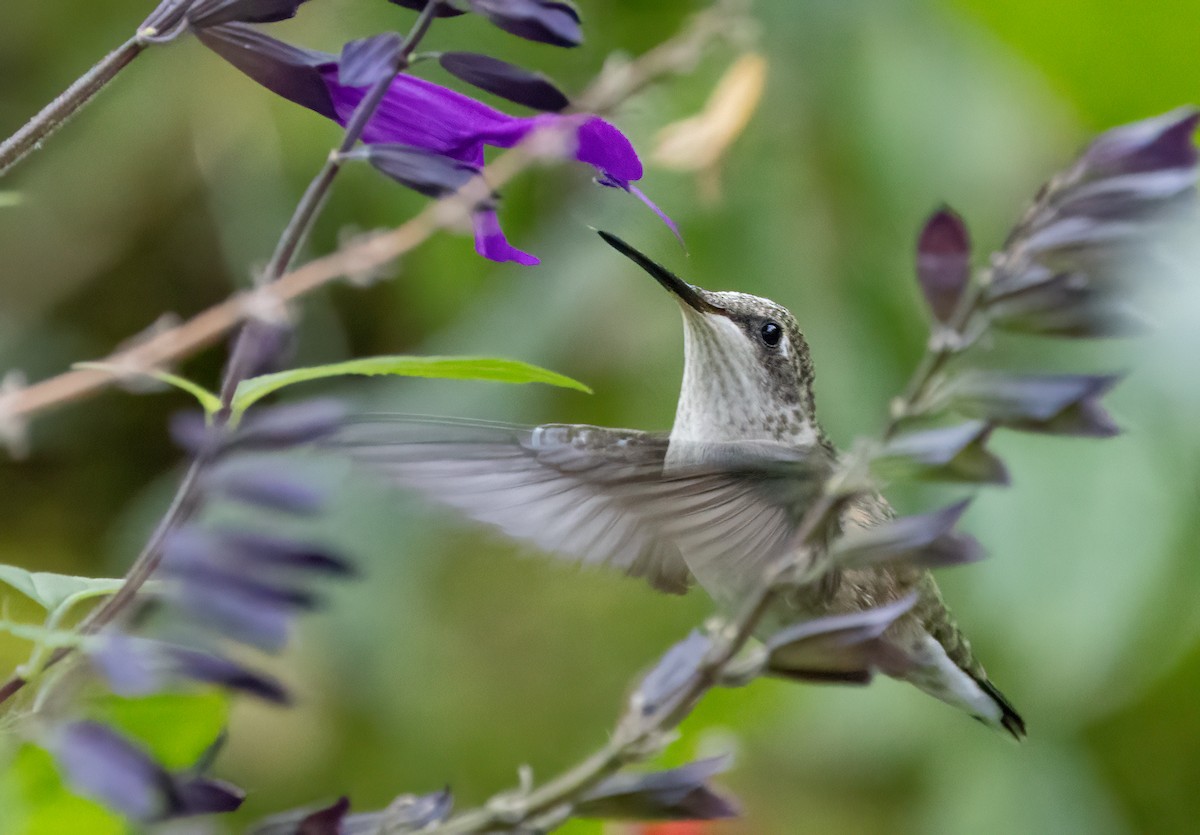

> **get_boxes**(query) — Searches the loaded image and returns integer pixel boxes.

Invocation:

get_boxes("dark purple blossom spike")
[196,24,336,120]
[203,465,328,515]
[466,0,583,47]
[916,207,970,323]
[52,721,175,822]
[339,34,403,88]
[831,500,984,570]
[439,52,570,112]
[985,109,1197,335]
[947,372,1122,437]
[347,143,483,200]
[187,0,311,28]
[764,594,916,683]
[877,421,1009,485]
[577,757,738,822]
[635,630,709,716]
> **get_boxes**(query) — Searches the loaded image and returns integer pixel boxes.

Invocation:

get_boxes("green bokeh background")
[3,1,1200,832]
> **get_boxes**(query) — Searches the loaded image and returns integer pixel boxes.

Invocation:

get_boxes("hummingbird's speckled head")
[599,232,825,452]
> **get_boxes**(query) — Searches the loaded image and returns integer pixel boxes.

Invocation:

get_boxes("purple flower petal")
[473,208,540,265]
[629,184,683,248]
[52,722,173,822]
[349,143,482,199]
[339,34,403,88]
[575,117,643,183]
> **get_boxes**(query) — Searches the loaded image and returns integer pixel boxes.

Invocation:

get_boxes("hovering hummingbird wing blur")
[332,415,833,595]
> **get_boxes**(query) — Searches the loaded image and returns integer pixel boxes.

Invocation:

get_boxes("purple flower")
[198,24,673,265]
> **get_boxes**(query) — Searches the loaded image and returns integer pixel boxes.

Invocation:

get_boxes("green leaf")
[0,566,124,613]
[94,691,229,770]
[73,362,222,415]
[230,355,593,417]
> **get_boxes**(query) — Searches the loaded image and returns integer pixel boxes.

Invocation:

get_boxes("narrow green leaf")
[73,362,222,415]
[230,355,592,417]
[0,620,91,649]
[0,566,124,612]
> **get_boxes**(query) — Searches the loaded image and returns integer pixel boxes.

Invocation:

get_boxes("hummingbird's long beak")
[597,230,724,314]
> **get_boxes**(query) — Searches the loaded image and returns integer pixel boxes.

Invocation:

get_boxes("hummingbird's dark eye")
[759,320,782,347]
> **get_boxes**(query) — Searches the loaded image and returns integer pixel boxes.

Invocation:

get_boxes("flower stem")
[0,37,144,178]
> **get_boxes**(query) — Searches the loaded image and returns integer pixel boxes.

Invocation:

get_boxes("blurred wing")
[330,417,813,596]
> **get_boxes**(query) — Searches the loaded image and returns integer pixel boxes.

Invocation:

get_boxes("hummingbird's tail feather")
[975,676,1026,740]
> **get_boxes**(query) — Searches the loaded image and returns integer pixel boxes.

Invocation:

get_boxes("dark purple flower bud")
[172,776,246,816]
[346,144,483,200]
[764,594,916,683]
[52,721,175,821]
[577,757,738,821]
[635,630,709,716]
[916,207,970,323]
[339,34,403,88]
[946,372,1121,437]
[170,410,224,455]
[250,796,350,835]
[231,318,296,381]
[1080,108,1199,179]
[163,532,319,651]
[985,270,1148,338]
[830,500,984,570]
[203,465,328,515]
[167,645,291,704]
[377,788,454,830]
[196,24,337,120]
[388,0,467,17]
[466,0,583,48]
[234,399,347,448]
[217,530,356,576]
[188,0,311,27]
[439,52,569,112]
[877,421,1009,485]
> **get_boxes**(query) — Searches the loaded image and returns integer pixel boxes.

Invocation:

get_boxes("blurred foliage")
[2,0,1200,833]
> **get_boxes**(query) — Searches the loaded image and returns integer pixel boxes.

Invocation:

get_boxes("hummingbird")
[334,231,1025,739]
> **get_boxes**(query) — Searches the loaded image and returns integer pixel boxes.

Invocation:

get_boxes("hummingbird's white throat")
[668,298,821,459]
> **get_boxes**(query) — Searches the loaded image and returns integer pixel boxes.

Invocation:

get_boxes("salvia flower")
[51,721,243,822]
[829,500,985,570]
[197,24,672,265]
